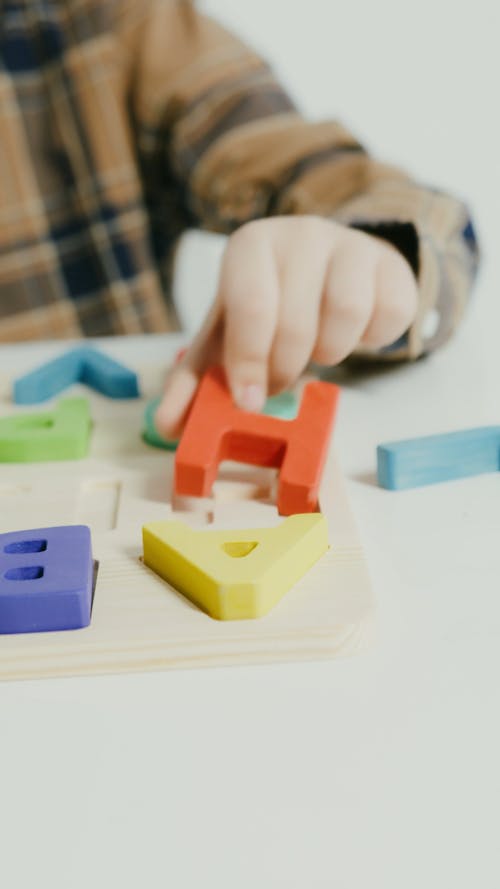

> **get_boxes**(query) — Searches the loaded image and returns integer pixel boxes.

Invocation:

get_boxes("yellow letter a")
[142,514,328,620]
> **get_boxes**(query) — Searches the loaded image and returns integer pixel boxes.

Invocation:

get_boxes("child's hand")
[156,216,418,435]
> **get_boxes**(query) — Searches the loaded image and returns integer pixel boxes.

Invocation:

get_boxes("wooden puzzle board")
[0,370,374,681]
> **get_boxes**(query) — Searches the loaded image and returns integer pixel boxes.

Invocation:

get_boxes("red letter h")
[174,367,340,515]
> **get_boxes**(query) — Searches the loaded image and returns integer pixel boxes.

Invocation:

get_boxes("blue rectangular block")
[377,426,500,490]
[0,525,94,634]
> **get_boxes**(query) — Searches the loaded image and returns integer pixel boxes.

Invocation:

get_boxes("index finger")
[219,228,280,412]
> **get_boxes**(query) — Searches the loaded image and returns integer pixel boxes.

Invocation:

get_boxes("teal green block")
[142,390,299,452]
[0,398,92,462]
[262,391,298,420]
[142,397,179,451]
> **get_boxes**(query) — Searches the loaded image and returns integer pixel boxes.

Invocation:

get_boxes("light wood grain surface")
[0,372,374,680]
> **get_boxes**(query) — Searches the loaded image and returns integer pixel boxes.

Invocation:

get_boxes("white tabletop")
[2,0,499,875]
[0,256,498,888]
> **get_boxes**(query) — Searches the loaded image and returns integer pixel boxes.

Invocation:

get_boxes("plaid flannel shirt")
[0,0,479,355]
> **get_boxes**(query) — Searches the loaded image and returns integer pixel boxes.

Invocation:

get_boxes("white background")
[0,2,499,887]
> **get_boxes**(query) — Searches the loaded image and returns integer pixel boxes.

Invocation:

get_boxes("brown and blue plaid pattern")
[0,0,479,355]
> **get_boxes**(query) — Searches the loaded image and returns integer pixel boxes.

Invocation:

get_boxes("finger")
[268,229,328,394]
[155,301,222,436]
[361,243,418,347]
[311,237,378,365]
[220,227,280,411]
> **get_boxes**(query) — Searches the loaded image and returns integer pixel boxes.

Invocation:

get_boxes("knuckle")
[226,295,274,337]
[231,361,267,388]
[311,343,334,365]
[289,215,334,251]
[312,341,344,366]
[366,295,417,348]
[225,339,267,366]
[270,351,304,391]
[312,323,356,365]
[327,296,367,331]
[276,320,307,352]
[270,368,295,392]
[389,304,414,337]
[240,297,273,324]
[293,214,329,236]
[229,219,265,248]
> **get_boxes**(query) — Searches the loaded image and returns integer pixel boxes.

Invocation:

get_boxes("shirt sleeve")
[118,0,480,359]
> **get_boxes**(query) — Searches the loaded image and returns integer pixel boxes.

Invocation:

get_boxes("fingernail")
[235,384,265,413]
